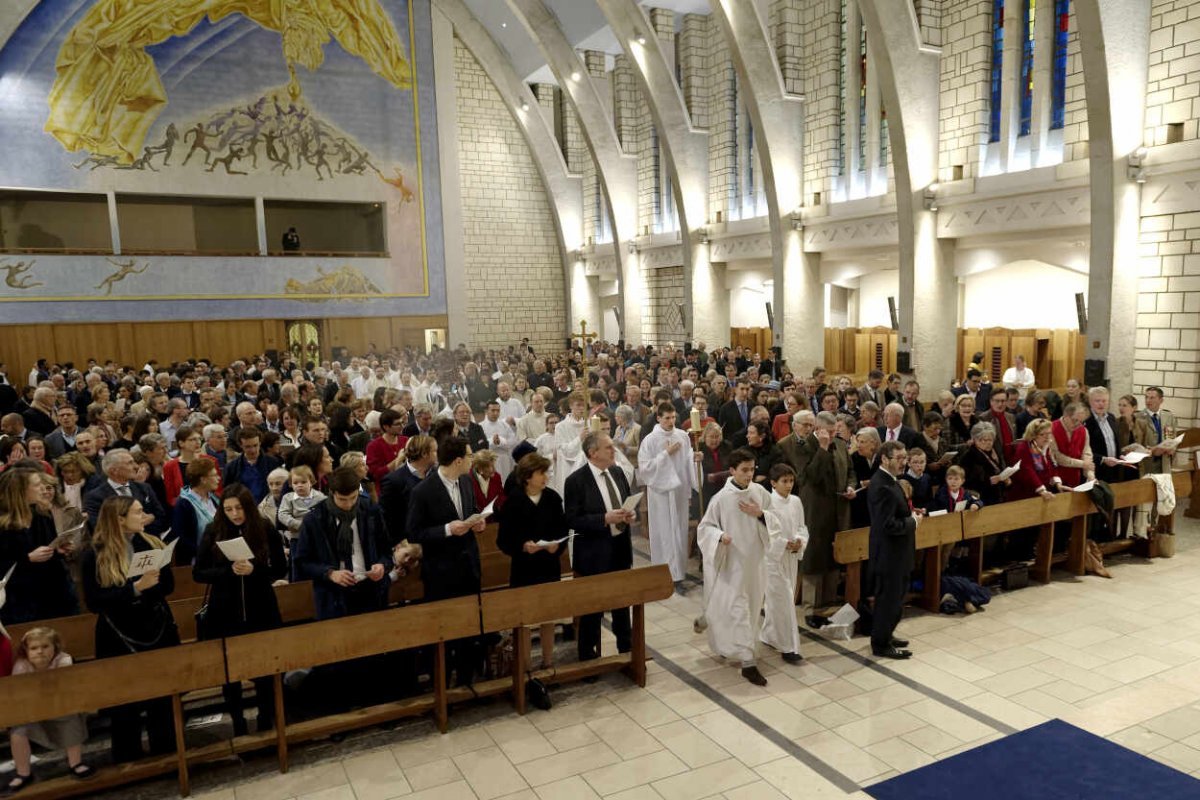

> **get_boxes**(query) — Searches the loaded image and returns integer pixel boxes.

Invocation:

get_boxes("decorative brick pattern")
[454,39,566,352]
[643,265,687,347]
[802,0,843,198]
[1060,4,1089,161]
[679,14,709,128]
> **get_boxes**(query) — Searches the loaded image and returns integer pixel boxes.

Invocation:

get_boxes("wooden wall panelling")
[1010,333,1037,375]
[52,324,121,369]
[961,329,984,379]
[115,323,137,366]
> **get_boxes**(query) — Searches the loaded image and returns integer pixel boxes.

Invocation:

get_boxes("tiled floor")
[173,518,1200,799]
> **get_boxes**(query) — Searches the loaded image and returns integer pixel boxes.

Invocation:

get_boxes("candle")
[590,415,604,433]
[690,407,702,431]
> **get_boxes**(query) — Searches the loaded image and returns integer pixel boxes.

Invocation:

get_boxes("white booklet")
[997,461,1020,481]
[533,535,570,547]
[52,522,86,550]
[463,498,497,527]
[216,536,255,562]
[128,539,177,578]
[1163,433,1185,450]
[1072,480,1096,493]
[1120,451,1150,465]
[621,492,644,512]
[954,500,967,512]
[0,564,13,638]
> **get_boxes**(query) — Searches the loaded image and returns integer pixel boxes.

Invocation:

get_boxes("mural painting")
[0,0,445,322]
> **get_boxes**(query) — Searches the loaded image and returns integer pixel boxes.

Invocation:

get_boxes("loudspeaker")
[765,301,775,331]
[1075,293,1087,333]
[1084,358,1107,388]
[888,297,899,330]
[896,350,911,373]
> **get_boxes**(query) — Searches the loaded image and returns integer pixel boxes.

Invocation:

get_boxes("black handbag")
[526,677,552,711]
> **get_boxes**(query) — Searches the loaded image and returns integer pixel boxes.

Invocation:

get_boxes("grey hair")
[101,448,131,475]
[970,422,997,440]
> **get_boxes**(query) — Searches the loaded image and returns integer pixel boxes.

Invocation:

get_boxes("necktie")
[602,470,627,533]
[888,429,895,442]
[446,479,462,518]
[1152,413,1162,441]
[739,402,747,426]
[116,484,132,497]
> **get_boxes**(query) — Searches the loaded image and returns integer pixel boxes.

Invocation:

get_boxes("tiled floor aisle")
[184,518,1200,800]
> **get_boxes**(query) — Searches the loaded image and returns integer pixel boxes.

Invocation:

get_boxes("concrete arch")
[508,0,644,343]
[709,0,821,368]
[593,0,727,347]
[436,0,588,334]
[1075,0,1151,392]
[856,0,954,389]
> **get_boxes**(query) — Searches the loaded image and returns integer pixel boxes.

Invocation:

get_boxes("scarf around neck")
[323,496,358,566]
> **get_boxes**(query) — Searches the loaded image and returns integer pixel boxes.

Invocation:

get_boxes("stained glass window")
[1019,0,1034,137]
[1050,0,1068,130]
[989,0,1004,143]
[859,18,867,171]
[838,0,847,176]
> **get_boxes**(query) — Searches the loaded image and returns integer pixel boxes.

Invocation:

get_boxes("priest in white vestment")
[638,403,700,586]
[761,465,808,662]
[480,400,518,481]
[697,449,773,686]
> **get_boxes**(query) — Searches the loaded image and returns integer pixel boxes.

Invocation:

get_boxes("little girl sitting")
[6,627,93,793]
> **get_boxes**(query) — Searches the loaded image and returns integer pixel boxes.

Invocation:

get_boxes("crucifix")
[577,319,597,348]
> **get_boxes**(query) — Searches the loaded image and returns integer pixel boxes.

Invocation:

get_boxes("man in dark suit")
[22,388,57,436]
[83,448,168,535]
[451,403,488,453]
[406,436,486,686]
[877,403,920,449]
[899,380,925,431]
[402,404,435,439]
[294,467,393,620]
[867,441,916,659]
[978,391,1019,462]
[1084,387,1125,488]
[564,432,637,660]
[952,369,992,409]
[379,435,436,545]
[223,427,283,503]
[717,379,753,445]
[777,411,815,496]
[858,370,885,408]
[44,405,81,460]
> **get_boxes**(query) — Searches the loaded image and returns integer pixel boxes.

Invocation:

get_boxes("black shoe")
[805,615,829,629]
[3,773,34,796]
[674,581,688,595]
[741,666,768,686]
[872,646,912,660]
[69,764,95,781]
[891,638,909,649]
[781,652,803,664]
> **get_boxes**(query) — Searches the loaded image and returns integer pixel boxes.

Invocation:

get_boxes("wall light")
[520,100,529,111]
[923,183,939,212]
[1127,146,1149,183]
[570,70,581,82]
[636,34,647,45]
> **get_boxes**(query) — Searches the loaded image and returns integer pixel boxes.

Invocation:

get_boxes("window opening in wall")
[880,106,889,168]
[118,194,258,255]
[838,0,847,177]
[874,343,883,371]
[0,190,111,253]
[1050,0,1068,131]
[262,199,386,256]
[989,0,1005,143]
[650,125,664,231]
[858,17,867,172]
[728,66,740,219]
[1019,0,1035,137]
[1168,122,1184,145]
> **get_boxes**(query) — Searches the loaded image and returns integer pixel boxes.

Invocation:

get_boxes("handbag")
[526,677,552,711]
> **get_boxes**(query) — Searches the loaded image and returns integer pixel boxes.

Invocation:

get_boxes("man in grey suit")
[1141,386,1178,475]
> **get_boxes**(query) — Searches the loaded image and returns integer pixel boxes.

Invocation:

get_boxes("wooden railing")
[834,471,1193,611]
[0,564,673,800]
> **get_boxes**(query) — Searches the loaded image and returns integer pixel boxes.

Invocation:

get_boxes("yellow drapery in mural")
[45,0,412,163]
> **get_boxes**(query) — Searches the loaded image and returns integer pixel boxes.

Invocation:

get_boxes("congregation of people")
[0,342,1184,791]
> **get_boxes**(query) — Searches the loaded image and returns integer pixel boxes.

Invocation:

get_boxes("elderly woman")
[946,395,979,451]
[935,390,956,421]
[469,449,504,510]
[1008,420,1062,503]
[612,404,641,466]
[956,422,1009,506]
[850,428,880,527]
[698,422,731,509]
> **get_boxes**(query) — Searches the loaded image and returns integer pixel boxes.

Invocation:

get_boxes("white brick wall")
[454,39,566,353]
[1135,210,1200,425]
[938,0,991,180]
[1146,0,1200,145]
[643,265,687,346]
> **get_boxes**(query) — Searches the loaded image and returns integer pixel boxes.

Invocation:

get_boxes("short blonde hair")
[339,451,366,469]
[289,465,315,484]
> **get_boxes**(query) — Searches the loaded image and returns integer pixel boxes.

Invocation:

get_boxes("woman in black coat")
[956,422,1009,506]
[699,423,732,510]
[0,468,78,624]
[497,453,566,669]
[193,483,287,735]
[83,495,180,763]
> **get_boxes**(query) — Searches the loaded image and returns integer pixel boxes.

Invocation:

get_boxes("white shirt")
[588,461,622,536]
[1001,366,1035,399]
[885,425,901,442]
[349,519,367,576]
[496,396,525,423]
[438,468,463,537]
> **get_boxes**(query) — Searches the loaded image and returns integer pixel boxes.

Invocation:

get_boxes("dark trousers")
[578,607,631,660]
[870,569,905,652]
[222,676,275,731]
[425,577,482,687]
[107,697,175,763]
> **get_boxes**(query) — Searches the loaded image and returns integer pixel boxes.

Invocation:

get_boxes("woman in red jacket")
[469,450,505,511]
[1005,418,1065,563]
[162,424,219,507]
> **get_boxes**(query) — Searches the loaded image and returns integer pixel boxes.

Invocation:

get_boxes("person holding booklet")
[193,483,287,735]
[929,466,984,514]
[497,453,567,672]
[81,495,180,763]
[0,468,78,625]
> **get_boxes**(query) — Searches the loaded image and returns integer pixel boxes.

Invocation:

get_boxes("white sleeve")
[638,438,682,491]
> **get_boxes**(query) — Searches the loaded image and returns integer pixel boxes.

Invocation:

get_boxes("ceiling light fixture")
[570,70,581,81]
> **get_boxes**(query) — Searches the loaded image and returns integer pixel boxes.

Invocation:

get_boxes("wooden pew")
[479,565,674,714]
[0,642,227,800]
[960,492,1083,584]
[223,595,480,772]
[833,513,963,612]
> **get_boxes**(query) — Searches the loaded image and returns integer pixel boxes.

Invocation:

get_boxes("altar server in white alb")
[697,448,773,686]
[550,393,591,494]
[761,463,808,663]
[638,402,700,588]
[480,400,518,481]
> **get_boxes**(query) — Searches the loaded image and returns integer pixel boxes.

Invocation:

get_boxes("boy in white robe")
[638,402,701,588]
[552,394,590,493]
[697,448,773,686]
[761,463,808,663]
